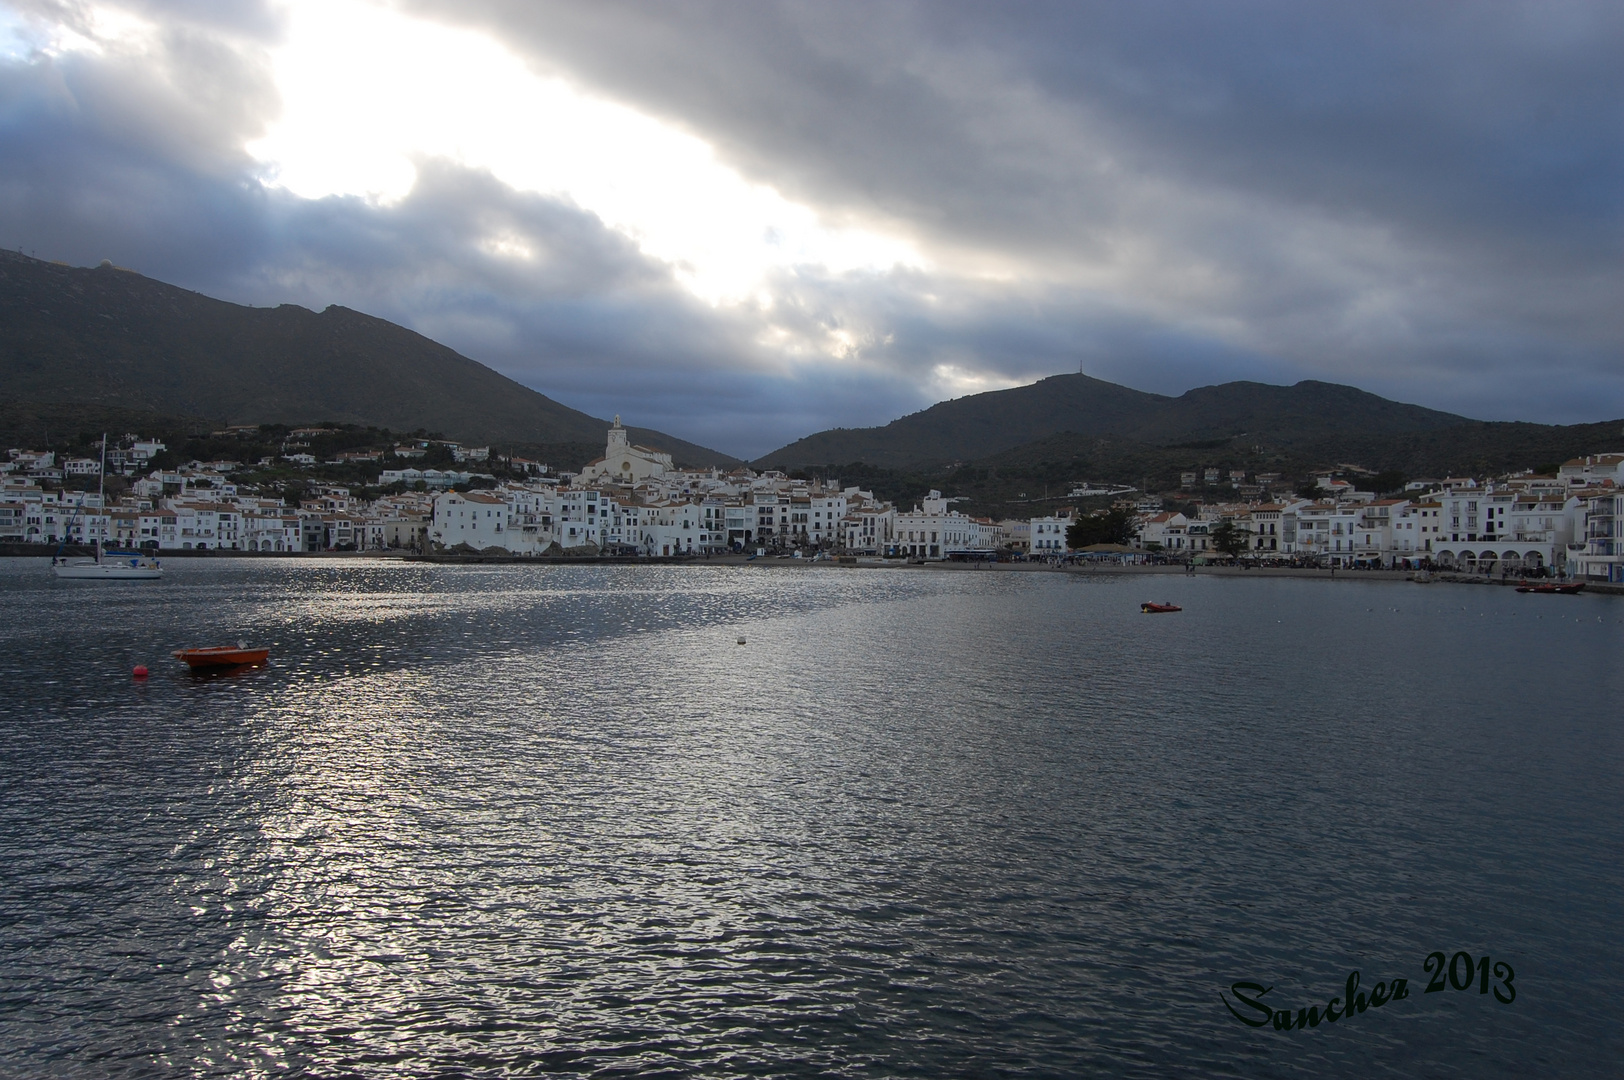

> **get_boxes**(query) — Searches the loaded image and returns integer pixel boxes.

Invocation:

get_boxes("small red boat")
[1515,581,1584,595]
[173,645,270,668]
[1141,602,1182,613]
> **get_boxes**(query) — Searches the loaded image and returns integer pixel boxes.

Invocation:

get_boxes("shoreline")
[6,545,1619,594]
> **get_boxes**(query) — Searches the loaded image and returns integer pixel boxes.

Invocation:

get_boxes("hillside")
[756,372,1623,521]
[0,251,735,466]
[755,373,1470,469]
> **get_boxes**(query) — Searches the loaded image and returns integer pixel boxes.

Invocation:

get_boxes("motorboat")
[1515,581,1584,594]
[1141,602,1182,613]
[173,644,270,669]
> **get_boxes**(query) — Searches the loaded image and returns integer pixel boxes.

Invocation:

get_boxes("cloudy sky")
[2,1,1621,456]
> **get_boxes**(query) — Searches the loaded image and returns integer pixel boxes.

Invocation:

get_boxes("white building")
[243,512,303,552]
[890,490,988,558]
[1242,504,1289,555]
[430,491,513,551]
[578,418,674,485]
[1570,490,1623,582]
[1559,454,1624,490]
[844,504,895,555]
[1137,511,1189,551]
[1286,503,1363,565]
[1428,489,1576,574]
[1030,514,1072,555]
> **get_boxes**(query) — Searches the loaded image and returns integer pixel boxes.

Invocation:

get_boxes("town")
[3,421,1622,584]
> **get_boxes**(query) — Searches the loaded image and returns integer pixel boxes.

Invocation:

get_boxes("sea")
[1,558,1620,1078]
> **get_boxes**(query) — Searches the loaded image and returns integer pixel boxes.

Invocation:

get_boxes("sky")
[1,1,1621,457]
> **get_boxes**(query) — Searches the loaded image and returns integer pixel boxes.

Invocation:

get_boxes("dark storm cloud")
[403,0,1624,419]
[3,0,1623,456]
[0,34,942,454]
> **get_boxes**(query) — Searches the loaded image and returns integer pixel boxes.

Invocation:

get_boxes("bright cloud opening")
[930,364,1030,400]
[0,3,157,61]
[244,0,923,305]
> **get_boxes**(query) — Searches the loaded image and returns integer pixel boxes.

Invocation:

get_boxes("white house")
[1559,454,1624,490]
[431,491,512,551]
[1570,490,1623,582]
[844,504,895,555]
[1137,511,1189,551]
[1287,503,1363,565]
[1241,505,1288,555]
[1030,514,1072,555]
[242,512,303,552]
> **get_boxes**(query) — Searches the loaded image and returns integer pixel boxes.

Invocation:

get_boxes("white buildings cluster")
[2,445,435,553]
[7,424,1624,582]
[1118,454,1624,580]
[427,421,1004,558]
[0,422,1009,559]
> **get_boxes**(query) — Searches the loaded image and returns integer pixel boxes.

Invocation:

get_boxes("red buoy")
[133,665,149,678]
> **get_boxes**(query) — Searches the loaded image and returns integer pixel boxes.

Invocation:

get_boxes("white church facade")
[577,417,674,485]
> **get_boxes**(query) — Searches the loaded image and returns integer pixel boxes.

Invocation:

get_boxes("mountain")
[755,372,1471,469]
[0,251,736,466]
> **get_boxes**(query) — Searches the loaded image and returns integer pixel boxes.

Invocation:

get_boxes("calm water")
[1,558,1620,1078]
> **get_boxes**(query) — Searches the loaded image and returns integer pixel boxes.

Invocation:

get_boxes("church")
[576,417,675,485]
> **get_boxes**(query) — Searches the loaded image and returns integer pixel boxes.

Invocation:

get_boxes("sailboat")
[52,435,163,580]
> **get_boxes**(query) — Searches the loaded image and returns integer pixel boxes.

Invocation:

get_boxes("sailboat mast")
[96,434,107,559]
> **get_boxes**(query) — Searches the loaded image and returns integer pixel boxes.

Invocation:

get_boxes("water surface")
[1,559,1620,1077]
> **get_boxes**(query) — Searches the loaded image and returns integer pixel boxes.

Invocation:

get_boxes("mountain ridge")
[7,249,1617,487]
[754,372,1472,469]
[0,250,736,467]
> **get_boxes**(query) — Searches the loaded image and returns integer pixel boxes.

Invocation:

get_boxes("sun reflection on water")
[2,560,1620,1075]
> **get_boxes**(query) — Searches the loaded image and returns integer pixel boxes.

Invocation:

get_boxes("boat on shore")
[173,644,270,669]
[1141,601,1182,613]
[1515,581,1584,595]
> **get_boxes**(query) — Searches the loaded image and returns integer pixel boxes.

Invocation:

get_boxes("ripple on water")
[0,559,1621,1077]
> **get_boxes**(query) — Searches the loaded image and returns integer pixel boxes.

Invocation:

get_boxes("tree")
[1210,518,1249,557]
[1368,469,1406,495]
[1066,507,1134,548]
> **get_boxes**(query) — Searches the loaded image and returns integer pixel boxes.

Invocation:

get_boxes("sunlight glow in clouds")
[248,0,924,305]
[930,363,1027,400]
[1,3,153,60]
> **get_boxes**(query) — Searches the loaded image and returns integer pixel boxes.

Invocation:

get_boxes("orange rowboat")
[173,645,270,668]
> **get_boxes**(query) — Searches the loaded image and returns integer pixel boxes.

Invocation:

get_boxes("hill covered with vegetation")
[755,373,1473,469]
[0,251,735,467]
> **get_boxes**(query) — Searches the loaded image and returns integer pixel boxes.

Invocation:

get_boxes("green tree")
[1368,469,1406,494]
[1210,518,1249,557]
[1066,507,1134,548]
